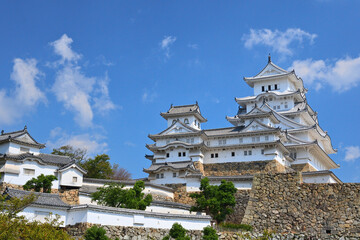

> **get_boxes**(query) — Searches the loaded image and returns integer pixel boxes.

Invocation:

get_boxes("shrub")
[84,225,110,240]
[23,174,57,193]
[190,177,237,224]
[162,223,190,240]
[203,226,218,240]
[219,222,253,231]
[91,180,152,210]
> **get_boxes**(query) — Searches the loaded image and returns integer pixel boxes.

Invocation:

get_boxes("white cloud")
[50,34,81,63]
[0,58,45,125]
[344,146,360,162]
[50,34,116,127]
[242,28,317,56]
[52,66,95,127]
[289,56,360,92]
[93,73,117,114]
[160,36,176,59]
[47,127,108,156]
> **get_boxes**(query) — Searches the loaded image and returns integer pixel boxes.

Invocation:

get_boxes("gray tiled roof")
[1,153,72,166]
[203,126,245,136]
[4,188,69,208]
[0,127,45,148]
[58,160,87,173]
[151,200,191,210]
[144,161,198,172]
[166,104,199,114]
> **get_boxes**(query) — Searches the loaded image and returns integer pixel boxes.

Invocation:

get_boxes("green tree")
[82,154,113,179]
[84,226,110,240]
[52,145,87,165]
[202,226,218,240]
[91,180,152,210]
[190,177,237,224]
[162,223,190,240]
[23,174,57,193]
[0,194,73,240]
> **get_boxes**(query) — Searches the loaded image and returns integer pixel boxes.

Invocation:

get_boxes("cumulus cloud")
[242,28,317,56]
[93,73,117,115]
[50,34,81,63]
[344,146,360,162]
[47,127,108,156]
[160,36,176,59]
[0,58,45,125]
[51,34,116,127]
[289,56,360,92]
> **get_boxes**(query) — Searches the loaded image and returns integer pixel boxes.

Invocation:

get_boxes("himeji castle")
[144,56,340,190]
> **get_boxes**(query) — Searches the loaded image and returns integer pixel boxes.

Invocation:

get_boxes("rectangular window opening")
[215,153,219,158]
[178,152,181,157]
[244,151,247,156]
[231,152,235,157]
[182,152,186,157]
[72,177,77,183]
[262,86,265,92]
[249,150,252,155]
[24,168,35,176]
[173,173,176,178]
[20,147,30,153]
[268,85,271,91]
[166,153,169,158]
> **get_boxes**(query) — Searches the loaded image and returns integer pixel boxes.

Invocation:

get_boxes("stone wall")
[225,190,250,224]
[0,183,79,205]
[202,160,290,176]
[242,172,360,238]
[65,223,203,239]
[66,223,354,240]
[291,163,317,172]
[172,184,196,205]
[59,188,79,205]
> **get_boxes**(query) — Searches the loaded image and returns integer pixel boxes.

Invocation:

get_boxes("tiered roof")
[160,103,207,122]
[0,126,45,149]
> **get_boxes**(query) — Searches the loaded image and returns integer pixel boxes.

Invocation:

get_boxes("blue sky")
[0,1,360,182]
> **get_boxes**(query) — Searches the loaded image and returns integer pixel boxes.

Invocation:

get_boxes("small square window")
[72,177,77,183]
[244,151,247,156]
[215,153,218,158]
[182,152,186,157]
[231,152,235,157]
[178,152,181,157]
[173,173,176,178]
[24,168,35,175]
[211,153,214,158]
[166,153,170,158]
[20,147,30,153]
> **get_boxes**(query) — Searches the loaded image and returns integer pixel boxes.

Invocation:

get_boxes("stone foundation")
[242,172,360,238]
[202,160,291,176]
[0,182,79,205]
[225,190,250,224]
[59,188,79,205]
[291,163,317,172]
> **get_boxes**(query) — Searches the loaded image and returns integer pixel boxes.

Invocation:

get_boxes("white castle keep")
[144,56,340,190]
